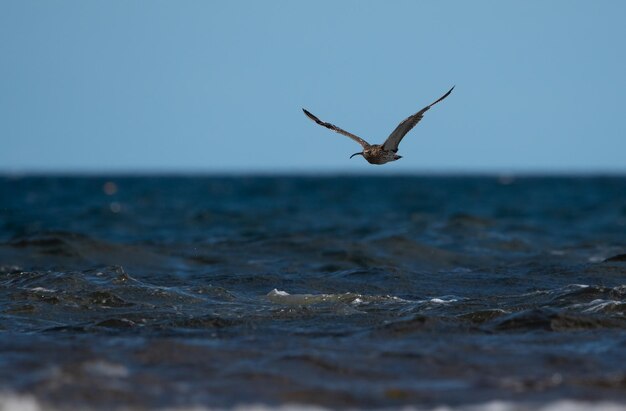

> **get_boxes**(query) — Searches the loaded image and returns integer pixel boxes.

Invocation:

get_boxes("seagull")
[303,86,454,165]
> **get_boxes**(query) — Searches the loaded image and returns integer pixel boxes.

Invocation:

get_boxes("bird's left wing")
[382,86,454,152]
[303,109,371,148]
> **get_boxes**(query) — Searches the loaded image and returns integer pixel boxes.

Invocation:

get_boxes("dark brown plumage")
[303,86,454,165]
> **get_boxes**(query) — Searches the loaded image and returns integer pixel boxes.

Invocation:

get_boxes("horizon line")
[2,168,626,178]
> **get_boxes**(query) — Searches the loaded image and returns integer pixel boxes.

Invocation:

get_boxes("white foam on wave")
[268,289,290,297]
[266,289,334,305]
[266,289,408,307]
[429,298,457,304]
[163,400,626,411]
[576,299,626,313]
[427,295,463,304]
[1,393,626,411]
[0,393,41,411]
[568,284,590,289]
[29,287,56,293]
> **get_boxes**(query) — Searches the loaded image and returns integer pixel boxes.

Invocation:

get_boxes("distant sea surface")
[1,175,626,411]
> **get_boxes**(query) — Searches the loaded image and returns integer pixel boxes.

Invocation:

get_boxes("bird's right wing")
[302,109,370,148]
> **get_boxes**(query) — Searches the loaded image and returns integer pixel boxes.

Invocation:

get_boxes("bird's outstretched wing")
[303,109,370,148]
[382,86,454,152]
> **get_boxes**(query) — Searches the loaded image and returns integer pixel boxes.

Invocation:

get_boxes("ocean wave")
[3,177,626,409]
[266,289,407,306]
[2,392,626,411]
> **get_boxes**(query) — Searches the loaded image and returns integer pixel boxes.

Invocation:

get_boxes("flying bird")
[303,86,454,164]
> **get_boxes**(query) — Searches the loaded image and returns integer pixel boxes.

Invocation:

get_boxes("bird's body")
[303,86,454,164]
[358,145,400,165]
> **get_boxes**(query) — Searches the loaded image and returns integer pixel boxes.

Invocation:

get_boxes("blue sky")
[1,1,625,173]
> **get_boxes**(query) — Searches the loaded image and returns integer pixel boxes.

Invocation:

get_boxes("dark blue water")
[1,175,626,410]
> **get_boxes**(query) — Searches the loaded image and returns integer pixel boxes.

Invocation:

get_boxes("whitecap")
[265,289,406,307]
[429,295,462,304]
[29,287,55,293]
[266,289,335,305]
[0,392,42,411]
[578,299,626,313]
[2,393,626,411]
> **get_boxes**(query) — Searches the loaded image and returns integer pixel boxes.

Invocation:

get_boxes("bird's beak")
[350,152,363,159]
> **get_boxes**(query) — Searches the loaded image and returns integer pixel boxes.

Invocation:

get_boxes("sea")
[1,175,625,411]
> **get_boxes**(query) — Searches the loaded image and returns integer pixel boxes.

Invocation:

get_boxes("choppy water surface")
[1,175,626,410]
